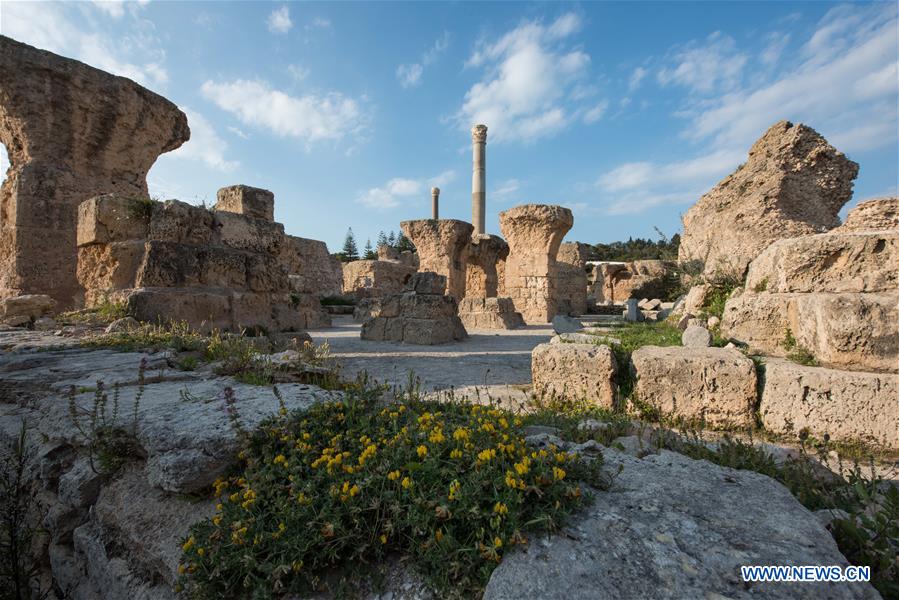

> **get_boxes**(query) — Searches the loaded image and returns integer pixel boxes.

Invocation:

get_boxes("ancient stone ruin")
[343,259,415,300]
[556,241,590,316]
[590,259,675,305]
[400,219,473,299]
[0,36,189,308]
[77,186,330,332]
[499,204,573,323]
[679,120,859,279]
[360,271,467,344]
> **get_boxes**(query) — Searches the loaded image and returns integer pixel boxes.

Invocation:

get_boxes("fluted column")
[431,187,440,220]
[471,124,487,235]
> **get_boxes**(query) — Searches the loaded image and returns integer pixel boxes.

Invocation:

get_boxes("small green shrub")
[67,359,146,475]
[320,296,356,307]
[752,277,769,293]
[178,390,606,598]
[125,197,155,221]
[59,298,128,325]
[85,320,207,352]
[782,329,819,366]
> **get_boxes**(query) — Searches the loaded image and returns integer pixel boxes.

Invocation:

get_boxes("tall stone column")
[499,204,573,323]
[431,187,440,220]
[471,124,487,235]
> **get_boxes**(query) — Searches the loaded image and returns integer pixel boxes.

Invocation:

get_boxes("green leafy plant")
[782,329,819,366]
[178,388,607,598]
[67,359,146,475]
[0,421,50,600]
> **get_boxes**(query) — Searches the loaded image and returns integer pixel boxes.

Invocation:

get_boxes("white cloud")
[628,66,647,91]
[357,171,455,209]
[90,0,149,19]
[583,100,609,124]
[597,2,898,215]
[2,1,168,89]
[396,32,450,89]
[760,32,790,66]
[168,107,239,171]
[267,6,293,34]
[201,79,368,145]
[287,64,310,81]
[657,31,747,94]
[311,17,331,29]
[396,63,424,88]
[491,178,520,200]
[457,14,593,142]
[227,126,250,139]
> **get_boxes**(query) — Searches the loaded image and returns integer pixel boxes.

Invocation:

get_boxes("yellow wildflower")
[182,536,194,552]
[401,476,413,489]
[450,449,463,459]
[553,467,566,481]
[417,445,428,458]
[387,470,401,481]
[493,502,508,515]
[435,529,444,542]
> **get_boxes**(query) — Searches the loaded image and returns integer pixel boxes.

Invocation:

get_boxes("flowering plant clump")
[178,392,606,598]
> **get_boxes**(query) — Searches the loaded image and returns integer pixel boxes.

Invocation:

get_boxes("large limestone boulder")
[484,448,878,600]
[679,121,858,279]
[400,219,473,298]
[0,293,55,326]
[0,36,189,308]
[760,358,899,450]
[631,346,757,427]
[214,185,274,222]
[744,231,898,294]
[531,342,617,407]
[837,197,899,232]
[499,204,573,323]
[556,242,590,315]
[722,226,898,373]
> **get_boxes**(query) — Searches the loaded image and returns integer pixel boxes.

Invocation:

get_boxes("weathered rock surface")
[837,197,899,232]
[0,293,55,325]
[722,226,898,373]
[681,324,711,347]
[551,314,582,334]
[465,234,509,299]
[279,235,344,297]
[531,342,617,407]
[457,297,524,330]
[0,36,189,308]
[499,204,573,323]
[745,232,898,294]
[215,184,274,222]
[400,219,473,298]
[342,259,415,300]
[760,358,899,450]
[679,121,858,279]
[631,346,757,427]
[484,448,878,600]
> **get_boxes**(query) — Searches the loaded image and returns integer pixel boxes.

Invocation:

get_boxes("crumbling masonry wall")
[499,204,573,323]
[465,234,509,298]
[77,186,329,332]
[0,36,190,308]
[556,241,590,315]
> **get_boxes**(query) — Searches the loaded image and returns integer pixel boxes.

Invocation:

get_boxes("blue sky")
[2,1,897,251]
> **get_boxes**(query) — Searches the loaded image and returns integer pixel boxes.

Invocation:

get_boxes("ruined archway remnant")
[678,120,858,280]
[499,204,573,324]
[400,219,474,299]
[0,36,190,308]
[465,234,509,299]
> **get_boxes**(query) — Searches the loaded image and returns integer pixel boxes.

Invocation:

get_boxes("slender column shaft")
[431,187,440,219]
[471,124,487,235]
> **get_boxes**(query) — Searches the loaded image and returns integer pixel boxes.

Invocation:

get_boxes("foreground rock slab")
[631,346,757,427]
[760,358,899,450]
[484,449,878,600]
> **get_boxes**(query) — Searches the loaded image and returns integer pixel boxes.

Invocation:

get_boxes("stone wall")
[76,190,330,332]
[0,36,189,308]
[499,204,573,323]
[400,219,473,298]
[377,244,419,269]
[556,242,590,315]
[679,121,858,279]
[279,236,343,297]
[590,260,676,305]
[342,259,416,299]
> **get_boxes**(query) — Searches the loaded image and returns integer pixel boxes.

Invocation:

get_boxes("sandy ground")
[307,316,556,396]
